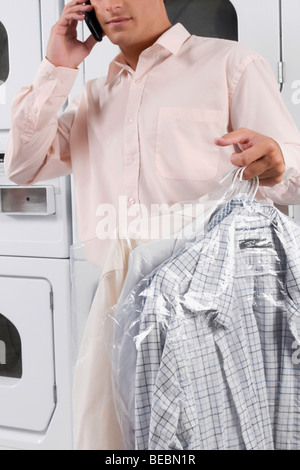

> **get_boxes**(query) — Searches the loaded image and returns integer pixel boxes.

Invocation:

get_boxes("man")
[5,0,300,252]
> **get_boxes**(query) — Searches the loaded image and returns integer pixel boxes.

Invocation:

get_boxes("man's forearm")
[5,59,78,184]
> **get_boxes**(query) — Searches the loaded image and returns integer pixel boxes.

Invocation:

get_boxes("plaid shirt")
[113,199,248,447]
[133,200,300,450]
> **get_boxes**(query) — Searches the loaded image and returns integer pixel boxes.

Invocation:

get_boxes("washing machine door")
[0,22,9,86]
[165,0,238,40]
[0,0,42,132]
[0,276,56,432]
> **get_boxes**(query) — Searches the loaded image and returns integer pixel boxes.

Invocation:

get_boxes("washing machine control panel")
[0,152,72,258]
[0,154,56,216]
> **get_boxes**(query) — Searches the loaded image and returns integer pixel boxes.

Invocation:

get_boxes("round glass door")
[165,0,238,41]
[0,22,9,85]
[0,314,22,379]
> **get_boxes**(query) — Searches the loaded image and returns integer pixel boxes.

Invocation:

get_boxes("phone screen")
[85,1,103,42]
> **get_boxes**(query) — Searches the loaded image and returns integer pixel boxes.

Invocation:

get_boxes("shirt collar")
[105,23,191,85]
[155,22,191,55]
[183,201,280,329]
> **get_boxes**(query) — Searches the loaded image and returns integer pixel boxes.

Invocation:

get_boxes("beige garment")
[73,198,211,450]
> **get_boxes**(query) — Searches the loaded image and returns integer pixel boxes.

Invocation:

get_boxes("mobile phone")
[85,1,103,42]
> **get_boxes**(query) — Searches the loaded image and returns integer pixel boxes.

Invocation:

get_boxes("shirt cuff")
[276,141,300,180]
[259,140,300,205]
[33,58,79,96]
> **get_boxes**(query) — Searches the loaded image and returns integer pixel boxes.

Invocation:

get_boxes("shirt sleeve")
[230,55,300,205]
[4,58,79,185]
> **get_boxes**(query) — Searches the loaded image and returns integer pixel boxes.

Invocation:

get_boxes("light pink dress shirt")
[5,23,300,247]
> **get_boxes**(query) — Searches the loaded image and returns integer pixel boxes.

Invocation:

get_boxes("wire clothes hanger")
[179,167,260,244]
[219,166,260,202]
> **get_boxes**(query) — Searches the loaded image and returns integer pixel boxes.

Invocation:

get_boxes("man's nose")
[103,0,124,12]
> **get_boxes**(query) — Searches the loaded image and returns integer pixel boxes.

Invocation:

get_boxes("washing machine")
[0,0,74,450]
[0,256,72,450]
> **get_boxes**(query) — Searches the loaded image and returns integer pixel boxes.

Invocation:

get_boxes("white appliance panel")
[0,256,73,450]
[0,157,72,258]
[0,277,55,432]
[230,0,280,78]
[281,0,300,129]
[0,0,42,131]
[280,0,300,220]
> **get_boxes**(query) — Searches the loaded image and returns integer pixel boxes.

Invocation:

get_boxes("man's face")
[91,0,167,49]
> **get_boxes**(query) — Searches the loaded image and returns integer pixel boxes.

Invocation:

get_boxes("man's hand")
[215,128,285,187]
[46,0,98,69]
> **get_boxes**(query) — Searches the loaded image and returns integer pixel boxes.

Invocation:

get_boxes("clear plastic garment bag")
[104,170,300,450]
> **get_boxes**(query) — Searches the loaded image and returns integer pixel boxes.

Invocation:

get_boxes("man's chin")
[106,34,134,49]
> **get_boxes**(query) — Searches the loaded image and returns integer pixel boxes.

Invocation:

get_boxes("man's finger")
[241,157,273,180]
[214,128,255,147]
[230,141,269,167]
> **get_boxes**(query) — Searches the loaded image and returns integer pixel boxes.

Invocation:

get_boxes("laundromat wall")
[0,0,300,451]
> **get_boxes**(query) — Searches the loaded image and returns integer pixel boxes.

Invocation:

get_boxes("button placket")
[123,75,147,206]
[128,197,136,206]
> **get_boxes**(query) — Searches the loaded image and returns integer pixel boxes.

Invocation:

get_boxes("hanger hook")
[239,166,247,181]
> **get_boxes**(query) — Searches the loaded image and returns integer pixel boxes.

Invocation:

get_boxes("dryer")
[0,256,72,450]
[0,0,73,450]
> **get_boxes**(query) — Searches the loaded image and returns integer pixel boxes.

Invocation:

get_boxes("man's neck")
[120,23,172,71]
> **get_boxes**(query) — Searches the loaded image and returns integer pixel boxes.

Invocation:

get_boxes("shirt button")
[128,116,134,123]
[128,197,136,206]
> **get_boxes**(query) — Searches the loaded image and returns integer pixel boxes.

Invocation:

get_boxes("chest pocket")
[155,107,224,181]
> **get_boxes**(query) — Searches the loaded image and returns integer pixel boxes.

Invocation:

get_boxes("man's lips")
[106,17,131,26]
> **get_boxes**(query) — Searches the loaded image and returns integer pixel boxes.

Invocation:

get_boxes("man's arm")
[215,55,300,204]
[5,0,97,185]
